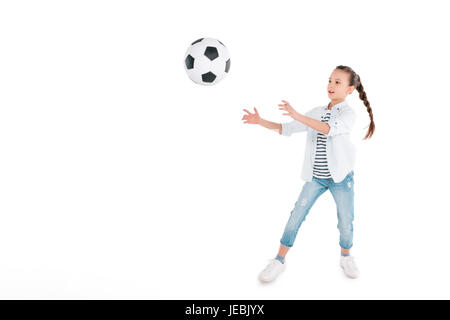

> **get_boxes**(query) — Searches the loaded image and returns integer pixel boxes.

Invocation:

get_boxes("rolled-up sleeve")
[281,120,308,136]
[326,108,356,137]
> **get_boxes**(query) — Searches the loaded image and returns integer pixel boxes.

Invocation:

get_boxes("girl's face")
[327,69,355,101]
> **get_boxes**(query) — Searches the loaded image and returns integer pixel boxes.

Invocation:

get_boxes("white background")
[0,0,449,299]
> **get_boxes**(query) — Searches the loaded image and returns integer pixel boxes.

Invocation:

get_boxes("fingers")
[279,101,290,108]
[243,109,251,115]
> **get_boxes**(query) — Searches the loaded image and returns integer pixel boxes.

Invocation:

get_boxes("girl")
[242,65,374,281]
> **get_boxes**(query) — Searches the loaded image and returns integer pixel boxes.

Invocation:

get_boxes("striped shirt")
[313,109,331,179]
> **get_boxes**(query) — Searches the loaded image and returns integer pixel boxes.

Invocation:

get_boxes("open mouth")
[328,91,335,94]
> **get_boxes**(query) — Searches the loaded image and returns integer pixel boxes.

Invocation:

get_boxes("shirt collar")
[323,100,348,112]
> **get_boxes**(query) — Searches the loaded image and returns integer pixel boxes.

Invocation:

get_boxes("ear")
[348,85,355,94]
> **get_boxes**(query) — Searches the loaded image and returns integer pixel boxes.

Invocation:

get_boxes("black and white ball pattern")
[184,37,231,86]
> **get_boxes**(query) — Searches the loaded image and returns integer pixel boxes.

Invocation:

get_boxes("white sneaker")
[340,255,360,278]
[258,259,286,283]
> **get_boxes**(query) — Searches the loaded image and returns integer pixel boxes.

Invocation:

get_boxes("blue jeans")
[280,171,355,249]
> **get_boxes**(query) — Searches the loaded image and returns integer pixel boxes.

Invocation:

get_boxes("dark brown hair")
[335,65,375,139]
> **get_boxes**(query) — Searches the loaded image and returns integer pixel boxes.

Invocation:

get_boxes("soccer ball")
[183,37,231,86]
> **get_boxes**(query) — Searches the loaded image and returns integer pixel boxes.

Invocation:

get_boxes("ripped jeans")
[280,171,354,249]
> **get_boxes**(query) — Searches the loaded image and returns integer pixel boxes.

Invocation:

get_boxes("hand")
[242,107,261,125]
[278,100,301,121]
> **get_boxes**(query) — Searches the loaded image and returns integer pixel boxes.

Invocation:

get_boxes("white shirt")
[281,100,356,183]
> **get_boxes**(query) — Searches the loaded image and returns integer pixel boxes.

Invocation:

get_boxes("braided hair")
[335,65,375,139]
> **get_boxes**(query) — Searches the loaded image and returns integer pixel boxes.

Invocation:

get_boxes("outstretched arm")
[279,100,329,135]
[294,114,330,135]
[242,107,282,134]
[258,118,282,134]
